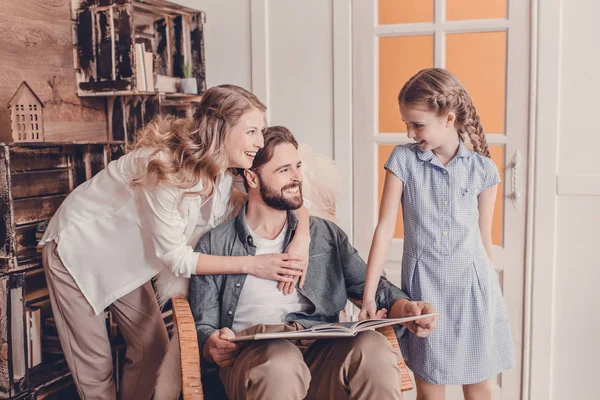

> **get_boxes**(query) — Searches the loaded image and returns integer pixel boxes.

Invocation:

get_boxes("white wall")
[173,0,337,160]
[174,0,353,233]
[173,0,252,90]
[532,1,600,399]
[265,0,335,158]
[552,0,600,398]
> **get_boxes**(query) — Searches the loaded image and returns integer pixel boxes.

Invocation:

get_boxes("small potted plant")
[180,64,198,94]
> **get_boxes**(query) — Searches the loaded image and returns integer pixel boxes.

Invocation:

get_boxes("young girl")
[360,68,514,399]
[40,85,310,400]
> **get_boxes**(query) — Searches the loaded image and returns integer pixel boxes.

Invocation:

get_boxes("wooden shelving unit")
[73,0,206,97]
[1,1,205,398]
[0,142,127,399]
[72,0,206,146]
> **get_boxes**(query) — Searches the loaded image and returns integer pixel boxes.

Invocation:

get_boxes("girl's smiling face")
[399,102,456,153]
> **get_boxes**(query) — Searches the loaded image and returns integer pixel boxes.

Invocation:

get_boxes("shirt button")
[443,201,448,206]
[227,311,233,316]
[443,231,448,237]
[235,283,241,288]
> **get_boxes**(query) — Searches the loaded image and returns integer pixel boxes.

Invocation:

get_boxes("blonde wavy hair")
[398,68,490,158]
[130,85,267,197]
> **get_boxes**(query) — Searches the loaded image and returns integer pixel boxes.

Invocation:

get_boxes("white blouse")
[40,148,240,315]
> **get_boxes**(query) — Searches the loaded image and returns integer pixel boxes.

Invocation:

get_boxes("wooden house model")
[7,81,44,142]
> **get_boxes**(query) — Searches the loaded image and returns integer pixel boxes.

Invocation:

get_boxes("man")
[189,126,437,400]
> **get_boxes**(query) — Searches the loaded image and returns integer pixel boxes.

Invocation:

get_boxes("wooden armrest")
[172,295,204,400]
[347,297,414,391]
[172,295,413,397]
[376,325,414,391]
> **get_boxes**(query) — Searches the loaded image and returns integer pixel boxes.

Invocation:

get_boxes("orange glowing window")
[446,0,507,21]
[379,35,434,133]
[379,0,434,25]
[446,31,506,134]
[489,145,504,246]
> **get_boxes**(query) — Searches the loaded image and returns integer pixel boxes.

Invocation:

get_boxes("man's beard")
[260,181,303,211]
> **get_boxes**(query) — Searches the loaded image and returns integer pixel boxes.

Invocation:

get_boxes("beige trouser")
[42,241,169,400]
[219,324,403,400]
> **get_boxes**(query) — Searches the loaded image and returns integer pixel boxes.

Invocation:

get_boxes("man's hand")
[390,299,437,338]
[202,328,242,367]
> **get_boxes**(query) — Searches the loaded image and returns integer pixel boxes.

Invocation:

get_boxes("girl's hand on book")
[358,301,387,320]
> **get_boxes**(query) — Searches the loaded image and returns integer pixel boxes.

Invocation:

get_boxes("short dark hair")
[252,126,298,173]
[240,126,298,190]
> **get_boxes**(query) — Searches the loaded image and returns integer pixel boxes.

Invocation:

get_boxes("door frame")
[526,0,561,399]
[352,0,532,398]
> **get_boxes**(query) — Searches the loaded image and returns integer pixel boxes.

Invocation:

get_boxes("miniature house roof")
[7,81,44,109]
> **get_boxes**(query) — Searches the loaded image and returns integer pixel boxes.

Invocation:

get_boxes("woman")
[40,85,310,400]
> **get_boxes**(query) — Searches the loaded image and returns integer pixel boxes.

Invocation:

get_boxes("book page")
[354,313,438,332]
[229,313,437,342]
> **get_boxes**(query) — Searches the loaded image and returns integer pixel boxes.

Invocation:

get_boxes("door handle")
[510,150,522,206]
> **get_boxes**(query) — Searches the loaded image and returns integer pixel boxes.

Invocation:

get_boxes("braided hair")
[398,68,490,158]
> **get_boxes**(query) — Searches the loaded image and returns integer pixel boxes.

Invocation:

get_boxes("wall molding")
[557,175,600,196]
[332,0,353,238]
[527,0,562,398]
[250,0,269,120]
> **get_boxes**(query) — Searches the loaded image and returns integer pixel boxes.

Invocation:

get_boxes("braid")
[462,95,490,158]
[430,86,464,114]
[398,68,491,158]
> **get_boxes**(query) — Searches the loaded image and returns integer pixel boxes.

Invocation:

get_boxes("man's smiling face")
[256,142,303,211]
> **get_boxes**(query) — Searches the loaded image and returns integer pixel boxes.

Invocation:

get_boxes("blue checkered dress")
[385,141,514,385]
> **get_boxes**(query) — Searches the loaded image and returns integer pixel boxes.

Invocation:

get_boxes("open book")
[229,313,437,342]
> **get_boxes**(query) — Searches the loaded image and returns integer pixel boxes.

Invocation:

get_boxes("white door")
[352,0,529,398]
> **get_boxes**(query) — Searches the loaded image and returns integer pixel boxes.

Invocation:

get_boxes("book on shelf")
[135,43,147,91]
[26,306,42,368]
[143,50,154,91]
[229,313,437,342]
[155,74,180,93]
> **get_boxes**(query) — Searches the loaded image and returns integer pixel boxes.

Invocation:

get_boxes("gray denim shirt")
[189,205,410,356]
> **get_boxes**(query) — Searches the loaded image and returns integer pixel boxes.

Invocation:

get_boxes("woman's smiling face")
[224,107,266,169]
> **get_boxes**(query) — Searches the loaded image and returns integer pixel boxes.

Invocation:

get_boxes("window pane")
[379,0,434,25]
[379,35,434,133]
[446,31,506,134]
[489,145,504,246]
[378,145,404,238]
[446,0,506,21]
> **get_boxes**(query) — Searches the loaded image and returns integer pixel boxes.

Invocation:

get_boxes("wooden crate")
[0,143,125,273]
[0,274,27,399]
[73,0,206,96]
[0,142,127,399]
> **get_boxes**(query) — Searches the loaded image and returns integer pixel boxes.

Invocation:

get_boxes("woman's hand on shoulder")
[278,233,310,294]
[247,253,305,283]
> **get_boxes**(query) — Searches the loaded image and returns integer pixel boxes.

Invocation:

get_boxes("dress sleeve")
[481,157,501,191]
[384,145,409,182]
[136,183,198,278]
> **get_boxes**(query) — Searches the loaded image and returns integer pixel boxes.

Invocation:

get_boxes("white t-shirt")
[231,223,312,332]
